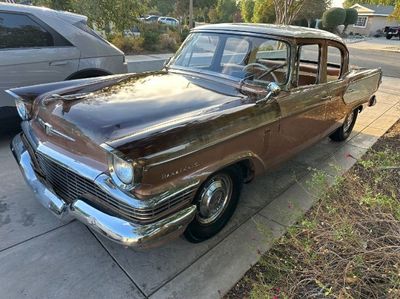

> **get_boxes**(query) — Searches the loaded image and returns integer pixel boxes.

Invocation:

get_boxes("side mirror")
[256,82,281,104]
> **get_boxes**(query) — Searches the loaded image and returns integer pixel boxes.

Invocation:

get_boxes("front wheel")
[184,166,243,243]
[386,34,393,40]
[329,109,358,142]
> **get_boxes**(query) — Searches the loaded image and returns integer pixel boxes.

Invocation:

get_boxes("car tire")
[184,165,243,243]
[329,109,358,142]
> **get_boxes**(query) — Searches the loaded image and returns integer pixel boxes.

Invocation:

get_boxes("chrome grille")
[24,138,195,224]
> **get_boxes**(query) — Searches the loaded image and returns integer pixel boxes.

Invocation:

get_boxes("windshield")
[169,32,289,85]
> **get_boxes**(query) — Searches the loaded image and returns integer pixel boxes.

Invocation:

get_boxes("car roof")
[0,3,86,23]
[193,23,344,44]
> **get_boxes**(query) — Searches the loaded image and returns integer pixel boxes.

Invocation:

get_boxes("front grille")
[23,135,196,224]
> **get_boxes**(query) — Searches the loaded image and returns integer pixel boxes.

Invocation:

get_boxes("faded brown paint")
[9,26,382,206]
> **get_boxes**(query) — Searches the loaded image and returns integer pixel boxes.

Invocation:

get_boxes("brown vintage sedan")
[8,24,382,249]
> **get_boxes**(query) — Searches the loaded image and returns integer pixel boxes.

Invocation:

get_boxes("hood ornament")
[43,93,90,105]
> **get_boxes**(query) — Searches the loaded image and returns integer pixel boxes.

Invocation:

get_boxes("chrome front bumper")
[11,133,197,249]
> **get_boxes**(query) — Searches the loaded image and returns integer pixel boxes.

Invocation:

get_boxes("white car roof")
[0,3,86,24]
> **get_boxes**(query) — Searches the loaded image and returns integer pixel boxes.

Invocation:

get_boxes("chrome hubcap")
[343,111,354,132]
[197,174,233,224]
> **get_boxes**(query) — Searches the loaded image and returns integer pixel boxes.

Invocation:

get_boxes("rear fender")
[343,68,382,105]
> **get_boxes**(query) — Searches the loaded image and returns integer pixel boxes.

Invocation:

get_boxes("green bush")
[343,7,358,32]
[181,25,190,42]
[159,31,180,52]
[111,35,144,54]
[322,7,346,31]
[141,30,161,51]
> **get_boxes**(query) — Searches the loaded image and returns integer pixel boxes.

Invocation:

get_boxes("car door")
[274,42,333,160]
[0,11,80,108]
[322,41,355,134]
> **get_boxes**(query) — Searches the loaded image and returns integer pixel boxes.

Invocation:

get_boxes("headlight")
[6,90,31,120]
[15,98,30,120]
[112,155,134,186]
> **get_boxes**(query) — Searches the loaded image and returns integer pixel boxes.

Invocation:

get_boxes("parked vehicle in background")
[123,26,140,37]
[158,17,179,27]
[384,26,400,39]
[8,24,381,249]
[0,3,127,122]
[143,15,160,23]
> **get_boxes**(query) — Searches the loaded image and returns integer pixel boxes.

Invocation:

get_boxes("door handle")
[49,61,69,66]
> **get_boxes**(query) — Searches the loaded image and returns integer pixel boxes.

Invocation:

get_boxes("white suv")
[158,17,179,27]
[0,3,128,121]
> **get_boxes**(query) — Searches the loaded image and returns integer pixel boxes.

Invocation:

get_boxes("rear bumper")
[11,133,196,249]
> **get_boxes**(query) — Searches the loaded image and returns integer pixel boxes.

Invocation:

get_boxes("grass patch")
[226,121,400,299]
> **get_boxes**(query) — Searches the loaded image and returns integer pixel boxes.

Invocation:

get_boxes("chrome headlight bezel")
[6,90,31,120]
[109,154,135,190]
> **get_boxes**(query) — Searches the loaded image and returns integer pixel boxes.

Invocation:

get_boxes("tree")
[241,0,255,23]
[32,0,75,11]
[148,0,175,16]
[392,1,400,20]
[73,0,147,33]
[343,8,358,32]
[296,0,331,27]
[322,7,346,33]
[273,0,306,24]
[214,0,238,23]
[253,0,276,23]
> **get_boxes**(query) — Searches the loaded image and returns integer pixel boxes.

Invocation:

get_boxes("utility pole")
[189,0,194,28]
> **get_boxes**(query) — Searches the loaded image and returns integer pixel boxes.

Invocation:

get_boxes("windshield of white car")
[169,32,289,85]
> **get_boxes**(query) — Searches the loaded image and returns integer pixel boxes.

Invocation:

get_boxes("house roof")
[351,4,395,16]
[193,23,344,43]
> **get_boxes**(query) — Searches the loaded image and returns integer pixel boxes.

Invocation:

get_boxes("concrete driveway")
[0,77,399,299]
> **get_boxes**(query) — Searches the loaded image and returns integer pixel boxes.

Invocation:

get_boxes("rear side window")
[73,20,108,43]
[327,46,342,81]
[0,12,54,49]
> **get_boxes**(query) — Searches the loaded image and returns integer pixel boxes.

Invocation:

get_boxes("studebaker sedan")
[9,24,382,249]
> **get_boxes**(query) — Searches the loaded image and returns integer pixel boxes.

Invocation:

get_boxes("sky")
[332,0,344,7]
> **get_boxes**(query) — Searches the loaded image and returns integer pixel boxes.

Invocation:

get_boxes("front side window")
[169,32,289,85]
[0,12,54,49]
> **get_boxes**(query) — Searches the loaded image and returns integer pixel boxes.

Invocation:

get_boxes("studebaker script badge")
[161,162,200,180]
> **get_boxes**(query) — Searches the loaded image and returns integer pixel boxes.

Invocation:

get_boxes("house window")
[354,16,368,28]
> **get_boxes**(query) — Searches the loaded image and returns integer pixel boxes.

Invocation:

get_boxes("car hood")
[34,71,245,150]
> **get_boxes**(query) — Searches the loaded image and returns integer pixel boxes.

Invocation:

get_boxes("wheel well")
[235,159,255,183]
[66,69,112,80]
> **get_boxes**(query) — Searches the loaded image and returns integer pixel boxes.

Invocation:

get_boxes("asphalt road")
[348,47,399,78]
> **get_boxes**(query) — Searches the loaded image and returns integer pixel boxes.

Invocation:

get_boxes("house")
[349,4,400,36]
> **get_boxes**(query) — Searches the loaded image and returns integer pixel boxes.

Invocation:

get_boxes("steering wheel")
[242,63,278,82]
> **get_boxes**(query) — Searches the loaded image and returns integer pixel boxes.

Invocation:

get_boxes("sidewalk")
[0,77,398,299]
